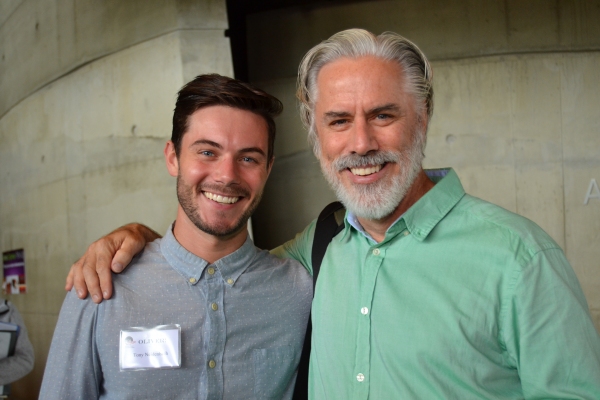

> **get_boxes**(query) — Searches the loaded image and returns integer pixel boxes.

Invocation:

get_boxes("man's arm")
[270,219,317,275]
[67,219,316,302]
[65,224,160,303]
[39,290,103,399]
[0,302,34,385]
[502,247,600,398]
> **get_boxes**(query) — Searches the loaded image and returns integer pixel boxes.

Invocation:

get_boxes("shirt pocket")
[252,346,298,399]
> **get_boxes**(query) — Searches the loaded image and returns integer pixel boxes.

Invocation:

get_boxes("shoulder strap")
[311,201,345,286]
[293,201,345,400]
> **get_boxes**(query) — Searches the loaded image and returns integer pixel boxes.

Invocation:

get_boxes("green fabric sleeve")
[270,219,317,276]
[501,246,600,399]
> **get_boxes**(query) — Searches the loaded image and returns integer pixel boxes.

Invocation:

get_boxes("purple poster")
[3,249,26,294]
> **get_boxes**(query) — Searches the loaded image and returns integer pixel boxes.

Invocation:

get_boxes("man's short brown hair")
[172,74,283,166]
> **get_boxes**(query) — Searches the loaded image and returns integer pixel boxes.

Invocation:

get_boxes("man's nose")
[214,156,240,184]
[350,118,378,155]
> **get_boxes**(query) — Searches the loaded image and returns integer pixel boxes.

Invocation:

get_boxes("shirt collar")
[160,224,257,287]
[346,211,403,243]
[344,168,465,242]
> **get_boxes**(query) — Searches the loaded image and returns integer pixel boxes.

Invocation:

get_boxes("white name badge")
[119,324,181,371]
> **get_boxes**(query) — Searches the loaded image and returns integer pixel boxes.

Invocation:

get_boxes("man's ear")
[266,156,274,177]
[417,112,429,144]
[164,141,179,177]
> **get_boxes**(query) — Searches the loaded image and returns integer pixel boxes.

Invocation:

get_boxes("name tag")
[119,324,181,371]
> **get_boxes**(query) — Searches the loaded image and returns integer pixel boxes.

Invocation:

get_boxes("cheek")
[318,135,344,161]
[178,162,206,184]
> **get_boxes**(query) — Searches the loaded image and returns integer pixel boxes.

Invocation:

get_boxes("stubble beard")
[320,130,425,221]
[176,175,262,238]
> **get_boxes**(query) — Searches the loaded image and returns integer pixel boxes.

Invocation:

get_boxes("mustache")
[331,151,401,171]
[197,183,250,198]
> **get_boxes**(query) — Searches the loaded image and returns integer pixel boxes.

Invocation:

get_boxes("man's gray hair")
[297,29,434,155]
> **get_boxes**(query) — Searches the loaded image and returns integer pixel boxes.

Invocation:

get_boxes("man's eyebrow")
[190,140,266,158]
[239,147,267,157]
[368,104,400,114]
[189,139,222,149]
[323,104,401,120]
[323,111,352,120]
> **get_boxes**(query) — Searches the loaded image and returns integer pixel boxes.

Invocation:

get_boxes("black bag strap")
[293,201,345,399]
[310,201,345,286]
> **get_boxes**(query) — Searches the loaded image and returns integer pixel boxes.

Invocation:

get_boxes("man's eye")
[200,150,214,157]
[331,119,348,126]
[241,157,257,163]
[376,114,390,120]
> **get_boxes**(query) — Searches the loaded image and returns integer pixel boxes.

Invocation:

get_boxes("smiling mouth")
[349,164,383,176]
[203,191,240,204]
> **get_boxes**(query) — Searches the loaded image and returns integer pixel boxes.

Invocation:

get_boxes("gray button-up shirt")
[40,227,312,399]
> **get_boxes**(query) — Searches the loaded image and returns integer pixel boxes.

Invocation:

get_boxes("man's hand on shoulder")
[65,223,162,303]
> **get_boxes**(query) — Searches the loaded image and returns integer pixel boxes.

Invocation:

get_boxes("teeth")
[350,165,382,176]
[203,192,240,204]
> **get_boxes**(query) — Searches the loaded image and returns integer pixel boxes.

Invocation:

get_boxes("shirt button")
[208,360,216,368]
[188,277,196,283]
[227,278,234,285]
[207,267,215,275]
[356,373,365,382]
[372,248,380,256]
[404,230,410,236]
[211,303,218,311]
[361,307,369,315]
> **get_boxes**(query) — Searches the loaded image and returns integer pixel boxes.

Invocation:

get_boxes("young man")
[40,74,311,399]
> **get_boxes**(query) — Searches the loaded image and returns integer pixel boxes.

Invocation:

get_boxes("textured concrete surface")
[246,0,600,82]
[0,0,228,118]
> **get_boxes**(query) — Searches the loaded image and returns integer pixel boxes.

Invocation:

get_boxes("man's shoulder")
[252,245,308,272]
[112,238,177,288]
[270,218,317,271]
[452,193,559,252]
[249,244,312,286]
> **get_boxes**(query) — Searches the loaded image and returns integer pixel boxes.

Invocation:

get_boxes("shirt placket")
[353,243,385,399]
[204,265,226,400]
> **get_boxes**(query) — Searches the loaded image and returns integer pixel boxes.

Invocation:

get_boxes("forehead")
[184,105,269,149]
[314,56,412,111]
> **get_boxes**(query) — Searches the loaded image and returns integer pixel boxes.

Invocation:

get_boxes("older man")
[67,30,600,399]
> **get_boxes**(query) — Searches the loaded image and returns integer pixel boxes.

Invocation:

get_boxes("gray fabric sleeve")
[0,301,35,385]
[39,291,102,399]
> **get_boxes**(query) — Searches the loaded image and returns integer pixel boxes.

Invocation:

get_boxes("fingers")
[67,241,113,304]
[111,235,147,273]
[63,223,160,304]
[67,257,89,300]
[94,249,114,301]
[82,257,104,303]
[109,223,161,273]
[65,266,74,292]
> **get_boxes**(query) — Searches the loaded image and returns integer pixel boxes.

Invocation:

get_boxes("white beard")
[320,131,424,221]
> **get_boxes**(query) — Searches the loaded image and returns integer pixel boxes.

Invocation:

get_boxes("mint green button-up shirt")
[273,169,600,399]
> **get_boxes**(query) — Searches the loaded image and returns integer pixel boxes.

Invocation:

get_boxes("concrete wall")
[0,0,232,397]
[248,0,600,332]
